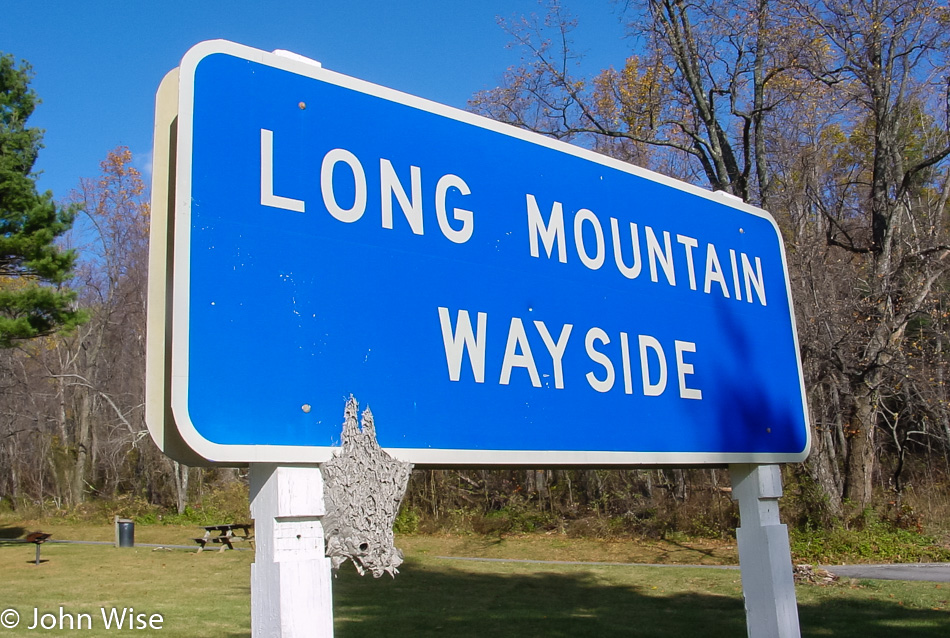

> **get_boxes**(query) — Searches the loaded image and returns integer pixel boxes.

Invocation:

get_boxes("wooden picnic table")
[193,523,254,552]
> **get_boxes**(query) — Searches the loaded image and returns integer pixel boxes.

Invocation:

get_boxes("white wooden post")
[250,464,334,638]
[729,464,801,638]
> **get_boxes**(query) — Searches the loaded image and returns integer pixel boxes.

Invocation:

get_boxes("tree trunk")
[804,384,844,516]
[172,461,189,515]
[70,391,92,506]
[811,425,844,516]
[7,440,17,502]
[843,381,878,506]
[56,376,69,445]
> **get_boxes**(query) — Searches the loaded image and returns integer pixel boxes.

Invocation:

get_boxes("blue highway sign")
[150,40,810,465]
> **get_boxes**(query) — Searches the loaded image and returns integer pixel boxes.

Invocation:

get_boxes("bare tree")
[787,0,950,506]
[15,148,152,505]
[471,0,950,515]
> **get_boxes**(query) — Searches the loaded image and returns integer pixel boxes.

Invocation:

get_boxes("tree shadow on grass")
[799,596,950,637]
[0,525,27,548]
[333,560,745,638]
[660,537,737,564]
[0,525,26,540]
[330,559,950,638]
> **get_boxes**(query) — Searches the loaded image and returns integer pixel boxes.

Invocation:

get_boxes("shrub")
[790,511,950,564]
[393,505,420,534]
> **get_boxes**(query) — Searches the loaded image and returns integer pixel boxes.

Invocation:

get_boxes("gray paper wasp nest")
[322,396,413,578]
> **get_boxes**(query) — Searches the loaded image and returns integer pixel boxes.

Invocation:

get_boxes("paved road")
[821,563,950,582]
[27,543,950,582]
[436,556,950,582]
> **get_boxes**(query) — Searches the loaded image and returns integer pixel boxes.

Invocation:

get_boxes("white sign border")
[158,39,811,466]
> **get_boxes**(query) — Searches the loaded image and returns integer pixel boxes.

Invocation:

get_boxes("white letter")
[574,208,605,270]
[534,321,573,389]
[500,317,541,387]
[677,234,698,290]
[646,226,676,285]
[585,327,615,392]
[742,253,767,306]
[526,194,567,262]
[620,332,633,394]
[730,249,743,301]
[675,340,702,400]
[59,607,74,630]
[703,244,730,297]
[435,174,474,243]
[638,335,667,396]
[260,129,305,212]
[438,307,486,383]
[380,159,423,234]
[101,608,127,630]
[321,148,367,223]
[610,218,643,279]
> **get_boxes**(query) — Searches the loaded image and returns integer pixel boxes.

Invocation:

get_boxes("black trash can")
[116,518,134,548]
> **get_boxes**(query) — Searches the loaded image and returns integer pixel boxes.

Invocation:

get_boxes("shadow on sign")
[706,296,807,456]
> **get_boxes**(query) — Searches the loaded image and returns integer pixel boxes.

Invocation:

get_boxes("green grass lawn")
[336,558,949,637]
[0,525,947,636]
[0,542,250,637]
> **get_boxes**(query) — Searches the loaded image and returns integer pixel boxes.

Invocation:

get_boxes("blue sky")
[1,1,632,201]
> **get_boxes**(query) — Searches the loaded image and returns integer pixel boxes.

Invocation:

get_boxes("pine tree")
[0,52,85,347]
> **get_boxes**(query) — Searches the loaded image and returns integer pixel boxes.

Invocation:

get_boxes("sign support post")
[729,464,800,638]
[249,464,333,637]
